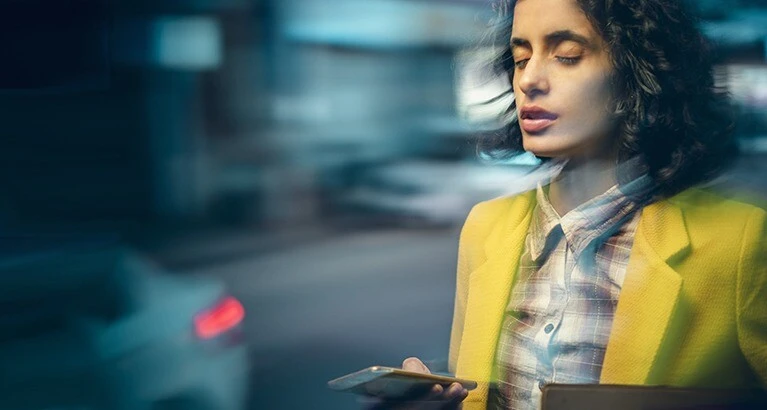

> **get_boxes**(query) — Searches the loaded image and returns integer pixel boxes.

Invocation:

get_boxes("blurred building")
[0,0,766,236]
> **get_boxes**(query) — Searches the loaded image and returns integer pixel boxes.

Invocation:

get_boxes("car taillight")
[194,296,245,340]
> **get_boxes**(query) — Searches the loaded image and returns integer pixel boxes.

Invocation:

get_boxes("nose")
[516,57,549,98]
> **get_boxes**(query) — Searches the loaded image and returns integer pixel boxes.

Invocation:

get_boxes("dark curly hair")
[482,0,738,198]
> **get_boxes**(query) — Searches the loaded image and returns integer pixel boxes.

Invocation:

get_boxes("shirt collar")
[529,185,563,262]
[529,172,655,263]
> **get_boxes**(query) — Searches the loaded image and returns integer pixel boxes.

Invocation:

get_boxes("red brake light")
[194,296,245,339]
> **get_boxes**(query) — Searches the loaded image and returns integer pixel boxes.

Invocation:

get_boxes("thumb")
[402,357,431,374]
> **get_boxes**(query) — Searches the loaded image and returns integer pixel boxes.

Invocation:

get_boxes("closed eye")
[557,56,581,65]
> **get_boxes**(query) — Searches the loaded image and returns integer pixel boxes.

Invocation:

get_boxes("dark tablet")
[541,384,767,410]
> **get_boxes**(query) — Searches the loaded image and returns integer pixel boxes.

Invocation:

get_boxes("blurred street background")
[1,0,767,409]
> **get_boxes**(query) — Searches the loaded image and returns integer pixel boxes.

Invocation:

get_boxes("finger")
[402,357,431,374]
[429,384,444,396]
[442,383,468,400]
[440,385,469,410]
[397,384,466,410]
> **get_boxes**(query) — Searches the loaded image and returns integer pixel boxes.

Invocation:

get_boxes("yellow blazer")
[448,187,767,409]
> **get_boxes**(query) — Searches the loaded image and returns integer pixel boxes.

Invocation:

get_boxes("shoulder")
[667,186,766,222]
[462,190,536,238]
[664,187,767,247]
[457,190,535,268]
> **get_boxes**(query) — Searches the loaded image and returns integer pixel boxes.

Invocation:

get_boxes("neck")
[548,156,618,216]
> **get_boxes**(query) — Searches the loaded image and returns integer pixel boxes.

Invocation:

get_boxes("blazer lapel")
[600,199,690,384]
[457,192,535,403]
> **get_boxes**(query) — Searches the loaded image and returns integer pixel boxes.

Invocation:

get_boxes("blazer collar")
[600,197,691,384]
[459,191,536,403]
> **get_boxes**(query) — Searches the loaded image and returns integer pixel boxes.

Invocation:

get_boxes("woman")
[370,0,767,409]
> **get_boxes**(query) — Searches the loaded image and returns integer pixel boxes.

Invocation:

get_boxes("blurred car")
[336,160,537,226]
[0,236,248,410]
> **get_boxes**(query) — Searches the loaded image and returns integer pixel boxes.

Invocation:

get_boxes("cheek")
[568,75,615,124]
[553,80,617,152]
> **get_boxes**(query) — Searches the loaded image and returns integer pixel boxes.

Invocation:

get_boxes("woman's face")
[511,0,618,160]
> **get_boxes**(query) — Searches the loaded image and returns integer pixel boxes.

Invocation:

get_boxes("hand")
[360,357,469,410]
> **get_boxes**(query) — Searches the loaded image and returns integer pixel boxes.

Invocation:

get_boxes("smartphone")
[327,366,477,399]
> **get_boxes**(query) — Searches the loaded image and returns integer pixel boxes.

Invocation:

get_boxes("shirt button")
[538,379,547,391]
[544,323,554,334]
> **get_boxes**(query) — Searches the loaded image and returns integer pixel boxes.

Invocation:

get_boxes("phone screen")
[328,366,477,399]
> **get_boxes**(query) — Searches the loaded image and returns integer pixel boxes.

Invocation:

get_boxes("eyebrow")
[511,29,591,50]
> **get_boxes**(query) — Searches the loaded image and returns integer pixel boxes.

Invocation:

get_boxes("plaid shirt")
[490,175,655,410]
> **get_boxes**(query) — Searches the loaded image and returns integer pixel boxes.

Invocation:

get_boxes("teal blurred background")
[1,0,767,409]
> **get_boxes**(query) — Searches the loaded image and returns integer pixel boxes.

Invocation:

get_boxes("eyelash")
[513,56,581,69]
[557,56,580,65]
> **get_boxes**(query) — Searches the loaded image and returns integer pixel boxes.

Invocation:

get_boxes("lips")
[519,106,558,134]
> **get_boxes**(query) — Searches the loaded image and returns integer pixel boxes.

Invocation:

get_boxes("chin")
[522,139,570,159]
[522,133,594,161]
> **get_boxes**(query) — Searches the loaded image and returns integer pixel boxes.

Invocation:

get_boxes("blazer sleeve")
[736,206,767,386]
